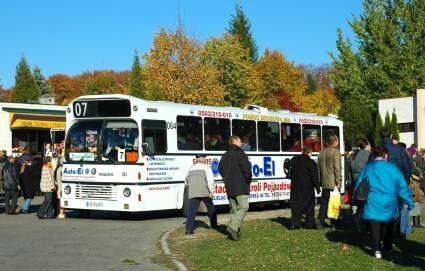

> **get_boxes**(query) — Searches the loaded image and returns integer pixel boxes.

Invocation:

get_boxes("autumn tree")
[85,71,118,95]
[201,34,260,107]
[48,74,74,105]
[144,27,226,106]
[33,66,54,96]
[256,49,305,110]
[11,57,39,103]
[227,4,258,62]
[300,65,340,115]
[391,109,400,141]
[128,51,145,98]
[0,79,3,102]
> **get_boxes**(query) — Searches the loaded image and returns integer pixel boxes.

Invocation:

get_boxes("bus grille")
[75,184,117,201]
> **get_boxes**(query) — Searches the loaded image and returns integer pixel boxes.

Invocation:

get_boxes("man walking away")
[185,154,217,235]
[316,135,342,229]
[379,127,411,182]
[289,146,321,229]
[219,135,252,241]
[2,156,21,215]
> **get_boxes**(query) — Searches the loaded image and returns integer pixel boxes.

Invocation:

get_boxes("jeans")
[186,197,217,232]
[37,192,55,219]
[4,190,18,213]
[228,195,249,232]
[22,198,32,212]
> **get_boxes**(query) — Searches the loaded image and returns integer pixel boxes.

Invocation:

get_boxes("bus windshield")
[65,120,139,162]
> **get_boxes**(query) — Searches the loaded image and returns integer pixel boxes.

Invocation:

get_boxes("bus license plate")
[86,201,103,208]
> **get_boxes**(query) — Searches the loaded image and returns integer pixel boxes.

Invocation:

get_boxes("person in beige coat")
[316,135,342,229]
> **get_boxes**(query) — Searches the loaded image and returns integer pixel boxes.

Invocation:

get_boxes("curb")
[160,227,188,271]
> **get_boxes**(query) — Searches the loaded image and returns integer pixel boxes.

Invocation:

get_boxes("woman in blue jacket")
[355,146,414,259]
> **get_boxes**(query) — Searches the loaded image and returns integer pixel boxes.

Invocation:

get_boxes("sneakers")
[185,230,194,235]
[57,214,66,219]
[375,251,382,259]
[226,227,240,241]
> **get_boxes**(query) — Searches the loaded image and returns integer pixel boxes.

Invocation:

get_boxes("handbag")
[353,177,369,205]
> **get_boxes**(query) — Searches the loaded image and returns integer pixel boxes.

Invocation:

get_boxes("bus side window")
[204,118,230,151]
[281,123,301,152]
[322,126,340,148]
[142,120,167,154]
[177,116,202,150]
[258,121,280,152]
[232,119,256,151]
[302,124,321,152]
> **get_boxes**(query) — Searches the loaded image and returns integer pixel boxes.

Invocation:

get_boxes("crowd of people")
[0,144,64,219]
[185,128,423,260]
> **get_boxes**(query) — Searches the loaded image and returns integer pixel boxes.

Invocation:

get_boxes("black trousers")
[37,192,55,219]
[318,188,332,221]
[291,199,315,228]
[369,220,395,252]
[186,197,217,232]
[4,190,18,213]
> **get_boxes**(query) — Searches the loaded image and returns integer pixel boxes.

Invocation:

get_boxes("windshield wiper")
[79,152,93,166]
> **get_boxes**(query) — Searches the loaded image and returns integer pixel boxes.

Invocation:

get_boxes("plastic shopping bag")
[327,187,341,219]
[400,207,413,234]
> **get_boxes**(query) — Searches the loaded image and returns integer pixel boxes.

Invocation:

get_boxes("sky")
[0,1,363,89]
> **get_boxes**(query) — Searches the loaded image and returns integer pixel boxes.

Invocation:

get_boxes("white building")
[0,102,66,156]
[378,89,425,148]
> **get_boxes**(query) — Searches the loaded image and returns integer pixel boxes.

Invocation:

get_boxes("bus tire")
[182,187,189,218]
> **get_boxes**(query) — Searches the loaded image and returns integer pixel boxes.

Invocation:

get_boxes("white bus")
[61,94,344,213]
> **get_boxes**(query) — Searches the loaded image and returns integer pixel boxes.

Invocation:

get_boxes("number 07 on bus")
[61,94,345,214]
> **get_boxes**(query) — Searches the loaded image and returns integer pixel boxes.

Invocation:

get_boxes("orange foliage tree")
[256,49,306,110]
[143,27,226,106]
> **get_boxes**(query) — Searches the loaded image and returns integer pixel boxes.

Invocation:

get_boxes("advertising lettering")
[252,157,275,177]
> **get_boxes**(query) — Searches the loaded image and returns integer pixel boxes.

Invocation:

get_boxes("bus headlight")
[64,185,71,195]
[123,188,131,197]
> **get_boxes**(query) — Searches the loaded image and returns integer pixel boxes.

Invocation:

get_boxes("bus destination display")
[73,99,131,118]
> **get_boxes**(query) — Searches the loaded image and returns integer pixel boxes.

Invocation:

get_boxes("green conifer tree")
[11,57,39,103]
[374,113,383,146]
[384,111,391,129]
[227,4,258,62]
[391,109,400,141]
[33,65,53,96]
[128,51,145,98]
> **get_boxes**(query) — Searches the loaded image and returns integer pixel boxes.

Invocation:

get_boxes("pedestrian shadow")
[326,227,425,269]
[270,216,292,230]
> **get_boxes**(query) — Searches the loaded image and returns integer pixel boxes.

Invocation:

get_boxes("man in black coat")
[2,156,21,214]
[289,146,320,229]
[219,135,252,241]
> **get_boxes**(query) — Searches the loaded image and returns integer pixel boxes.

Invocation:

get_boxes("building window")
[398,122,415,133]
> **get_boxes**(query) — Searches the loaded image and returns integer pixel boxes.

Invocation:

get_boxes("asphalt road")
[0,196,185,271]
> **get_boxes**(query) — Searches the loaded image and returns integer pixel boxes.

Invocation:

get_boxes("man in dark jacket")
[379,128,411,182]
[289,146,321,229]
[2,156,21,214]
[219,135,252,241]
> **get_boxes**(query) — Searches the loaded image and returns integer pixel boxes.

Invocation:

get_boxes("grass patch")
[168,213,425,271]
[121,258,140,265]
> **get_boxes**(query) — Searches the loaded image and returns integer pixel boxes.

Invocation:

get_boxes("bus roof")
[70,94,341,123]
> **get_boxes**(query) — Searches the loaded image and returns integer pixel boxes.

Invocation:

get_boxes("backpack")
[2,167,17,191]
